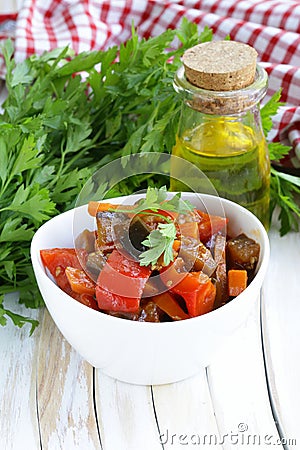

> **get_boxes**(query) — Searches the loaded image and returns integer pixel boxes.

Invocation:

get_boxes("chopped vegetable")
[213,234,228,308]
[65,266,96,296]
[226,233,260,281]
[172,239,181,252]
[88,202,119,216]
[228,269,248,296]
[75,229,96,253]
[128,216,153,252]
[138,301,163,322]
[96,211,116,250]
[96,249,151,312]
[85,251,107,278]
[179,237,216,276]
[40,248,87,294]
[78,294,99,311]
[170,272,216,317]
[179,221,199,240]
[151,292,189,321]
[196,210,228,243]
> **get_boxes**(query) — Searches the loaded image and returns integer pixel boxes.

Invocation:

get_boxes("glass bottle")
[170,56,270,229]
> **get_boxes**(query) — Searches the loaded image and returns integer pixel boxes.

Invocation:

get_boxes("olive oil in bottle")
[170,41,270,229]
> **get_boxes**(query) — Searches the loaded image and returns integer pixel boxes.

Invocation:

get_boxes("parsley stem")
[108,208,173,224]
[136,210,173,223]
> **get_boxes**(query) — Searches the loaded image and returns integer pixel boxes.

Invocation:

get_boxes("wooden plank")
[207,299,282,450]
[0,293,41,450]
[152,371,222,449]
[261,227,300,448]
[95,372,162,450]
[36,310,101,450]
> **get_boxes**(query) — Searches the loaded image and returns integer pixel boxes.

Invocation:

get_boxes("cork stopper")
[182,40,258,91]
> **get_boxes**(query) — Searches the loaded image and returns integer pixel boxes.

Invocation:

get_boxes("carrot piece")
[228,269,248,296]
[172,239,181,252]
[152,292,189,321]
[65,266,96,295]
[88,201,119,217]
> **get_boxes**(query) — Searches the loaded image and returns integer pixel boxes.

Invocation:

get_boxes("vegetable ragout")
[41,188,260,322]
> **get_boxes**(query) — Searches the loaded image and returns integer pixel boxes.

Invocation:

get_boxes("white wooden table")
[0,217,299,450]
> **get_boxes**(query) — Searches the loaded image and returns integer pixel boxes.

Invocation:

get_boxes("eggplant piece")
[140,214,164,231]
[106,311,140,321]
[113,214,153,260]
[75,229,96,253]
[96,211,116,249]
[142,275,166,298]
[85,251,107,280]
[106,299,164,322]
[96,211,132,254]
[226,233,260,280]
[213,234,228,308]
[129,215,152,252]
[138,301,162,322]
[180,236,216,276]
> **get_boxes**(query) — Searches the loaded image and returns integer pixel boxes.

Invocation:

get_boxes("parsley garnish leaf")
[124,186,194,216]
[140,222,177,267]
[136,187,193,267]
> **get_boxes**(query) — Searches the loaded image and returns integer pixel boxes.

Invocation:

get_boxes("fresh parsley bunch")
[260,91,300,234]
[0,19,299,332]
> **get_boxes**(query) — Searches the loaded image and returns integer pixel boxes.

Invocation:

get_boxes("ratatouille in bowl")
[31,188,269,385]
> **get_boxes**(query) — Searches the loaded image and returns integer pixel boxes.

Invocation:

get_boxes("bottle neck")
[178,103,264,139]
[174,65,268,115]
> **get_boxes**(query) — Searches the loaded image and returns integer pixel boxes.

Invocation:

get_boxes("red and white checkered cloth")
[1,0,300,171]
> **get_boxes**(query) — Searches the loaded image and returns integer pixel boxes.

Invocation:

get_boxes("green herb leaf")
[268,141,291,161]
[260,90,300,234]
[0,218,33,242]
[140,222,177,267]
[261,89,285,136]
[270,167,300,235]
[2,185,56,223]
[5,309,39,336]
[11,60,35,87]
[114,186,195,219]
[0,294,39,335]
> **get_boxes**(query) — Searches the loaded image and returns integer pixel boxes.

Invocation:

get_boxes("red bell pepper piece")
[78,294,99,311]
[160,260,216,317]
[40,248,87,293]
[196,210,228,243]
[96,250,151,313]
[172,272,216,317]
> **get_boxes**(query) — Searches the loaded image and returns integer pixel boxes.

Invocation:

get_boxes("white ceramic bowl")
[31,193,270,385]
